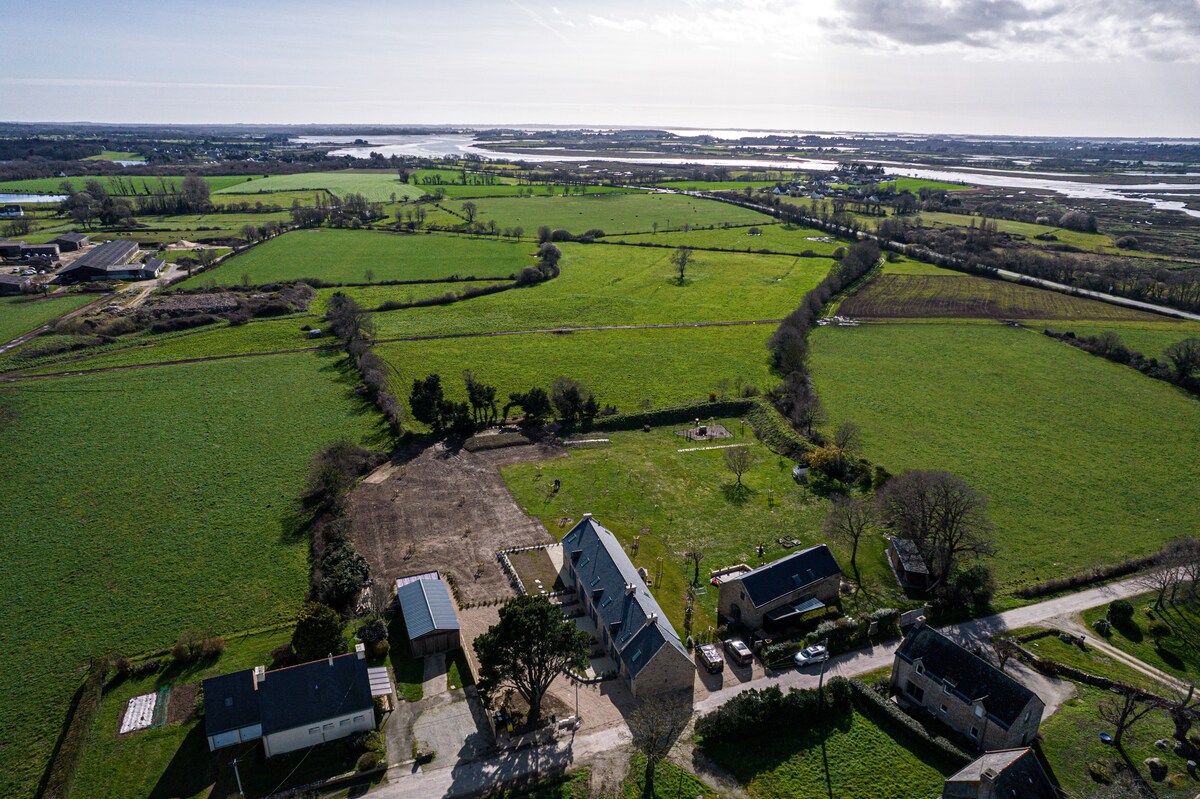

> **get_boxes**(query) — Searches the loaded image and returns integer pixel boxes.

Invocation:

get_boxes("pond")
[0,193,66,204]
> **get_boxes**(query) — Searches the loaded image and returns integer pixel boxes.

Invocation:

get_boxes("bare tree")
[1098,686,1159,749]
[877,470,996,591]
[833,420,862,453]
[1166,683,1200,746]
[627,698,692,799]
[364,268,375,284]
[669,246,693,284]
[991,636,1018,673]
[822,495,873,581]
[723,446,759,492]
[682,535,709,587]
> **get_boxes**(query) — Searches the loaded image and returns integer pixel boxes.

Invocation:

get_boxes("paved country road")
[364,572,1157,799]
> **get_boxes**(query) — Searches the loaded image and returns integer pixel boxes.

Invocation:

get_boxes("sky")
[1,0,1198,137]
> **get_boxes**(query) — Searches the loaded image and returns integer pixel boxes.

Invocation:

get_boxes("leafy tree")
[464,371,498,425]
[473,594,590,725]
[461,201,478,223]
[1164,338,1200,382]
[410,374,445,431]
[550,376,591,422]
[669,246,693,284]
[304,440,382,513]
[291,602,345,663]
[505,386,552,422]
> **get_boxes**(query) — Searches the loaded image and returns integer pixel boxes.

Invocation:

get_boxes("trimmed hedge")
[848,678,972,765]
[696,679,852,745]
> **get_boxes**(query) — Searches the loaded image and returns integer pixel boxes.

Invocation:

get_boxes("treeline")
[324,293,405,436]
[410,372,614,436]
[290,193,387,229]
[1044,329,1200,396]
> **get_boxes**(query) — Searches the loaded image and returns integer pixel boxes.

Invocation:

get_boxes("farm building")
[0,239,26,259]
[20,243,60,261]
[893,622,1044,751]
[0,274,33,295]
[562,515,695,701]
[202,645,376,757]
[0,205,23,218]
[888,536,931,590]
[942,747,1055,798]
[717,544,842,633]
[395,572,462,657]
[51,232,90,251]
[57,239,141,282]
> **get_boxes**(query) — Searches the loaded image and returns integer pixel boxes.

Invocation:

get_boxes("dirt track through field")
[349,441,565,605]
[1,319,782,382]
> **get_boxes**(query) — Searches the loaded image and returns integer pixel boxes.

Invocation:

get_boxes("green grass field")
[438,193,772,236]
[915,211,1157,257]
[654,179,780,192]
[502,415,908,631]
[878,177,972,193]
[1081,597,1200,681]
[838,273,1163,321]
[703,707,958,799]
[810,322,1200,597]
[1039,322,1200,363]
[214,171,425,202]
[0,294,95,344]
[0,175,260,195]
[1022,629,1163,693]
[176,230,531,287]
[0,353,385,799]
[311,281,510,313]
[83,151,145,162]
[610,223,846,255]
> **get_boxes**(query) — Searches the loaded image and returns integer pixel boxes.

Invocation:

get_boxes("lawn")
[1021,629,1163,693]
[365,243,830,340]
[378,326,780,437]
[311,281,510,314]
[176,229,532,288]
[68,626,293,799]
[501,418,909,632]
[214,170,425,202]
[0,293,95,344]
[810,322,1200,598]
[0,352,387,799]
[703,706,959,798]
[0,175,259,195]
[838,273,1163,322]
[1040,684,1194,797]
[83,150,146,161]
[437,193,772,236]
[609,222,847,255]
[1081,597,1200,682]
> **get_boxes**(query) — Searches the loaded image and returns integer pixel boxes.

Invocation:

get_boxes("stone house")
[942,747,1056,798]
[893,622,1044,751]
[717,544,842,634]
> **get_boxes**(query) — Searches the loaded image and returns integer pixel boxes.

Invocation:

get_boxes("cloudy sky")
[2,0,1198,137]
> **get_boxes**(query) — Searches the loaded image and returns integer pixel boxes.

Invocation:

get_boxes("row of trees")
[410,371,607,435]
[1048,330,1200,395]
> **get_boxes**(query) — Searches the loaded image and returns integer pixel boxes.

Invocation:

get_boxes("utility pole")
[231,756,244,799]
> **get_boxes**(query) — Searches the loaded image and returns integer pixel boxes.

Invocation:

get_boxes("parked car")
[724,638,753,667]
[696,643,724,673]
[794,644,830,667]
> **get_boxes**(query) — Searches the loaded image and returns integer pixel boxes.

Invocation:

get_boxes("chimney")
[253,665,266,690]
[648,613,658,625]
[625,582,636,595]
[981,768,999,783]
[327,652,334,667]
[583,512,593,520]
[355,642,366,660]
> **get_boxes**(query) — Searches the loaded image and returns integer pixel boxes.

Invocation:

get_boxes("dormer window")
[915,663,924,675]
[975,705,984,718]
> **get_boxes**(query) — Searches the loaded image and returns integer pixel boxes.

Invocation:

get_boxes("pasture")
[213,171,424,202]
[1038,321,1200,362]
[366,243,830,340]
[877,177,971,193]
[0,294,95,344]
[0,352,385,799]
[838,273,1163,321]
[810,322,1200,597]
[502,413,908,631]
[83,150,145,161]
[440,192,772,235]
[176,229,532,287]
[610,223,846,255]
[378,325,778,434]
[0,175,260,195]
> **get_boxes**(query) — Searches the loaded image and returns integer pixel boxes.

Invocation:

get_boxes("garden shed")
[395,572,462,657]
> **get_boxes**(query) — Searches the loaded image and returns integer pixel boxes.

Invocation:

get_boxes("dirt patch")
[349,441,565,606]
[508,548,565,592]
[164,683,198,725]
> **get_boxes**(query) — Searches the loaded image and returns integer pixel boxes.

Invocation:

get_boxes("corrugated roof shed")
[396,575,461,641]
[737,545,842,608]
[65,239,138,270]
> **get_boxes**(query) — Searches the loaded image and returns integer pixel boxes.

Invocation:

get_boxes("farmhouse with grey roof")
[395,572,461,656]
[893,622,1044,751]
[942,747,1056,798]
[563,515,695,701]
[203,645,375,758]
[717,544,842,633]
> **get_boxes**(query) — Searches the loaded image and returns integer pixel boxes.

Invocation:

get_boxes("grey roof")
[763,595,826,624]
[52,233,89,243]
[891,537,929,574]
[896,623,1040,729]
[563,516,689,679]
[202,669,262,736]
[396,575,460,640]
[258,653,374,733]
[62,239,139,272]
[142,258,166,273]
[0,274,31,286]
[943,748,1056,798]
[736,545,842,608]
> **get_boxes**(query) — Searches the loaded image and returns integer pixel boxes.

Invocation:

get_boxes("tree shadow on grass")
[720,482,753,506]
[701,705,854,782]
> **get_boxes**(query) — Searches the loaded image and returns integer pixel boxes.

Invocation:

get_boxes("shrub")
[1092,617,1112,636]
[356,752,380,771]
[171,630,224,664]
[1115,236,1139,249]
[848,679,971,764]
[1149,619,1172,643]
[1109,600,1135,623]
[696,681,851,744]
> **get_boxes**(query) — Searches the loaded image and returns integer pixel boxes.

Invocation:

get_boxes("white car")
[794,644,830,667]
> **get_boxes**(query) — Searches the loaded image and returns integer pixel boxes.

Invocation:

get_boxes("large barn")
[57,239,142,282]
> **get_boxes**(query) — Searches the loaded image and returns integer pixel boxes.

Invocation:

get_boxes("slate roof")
[896,623,1040,729]
[563,516,689,679]
[258,653,374,733]
[736,545,842,608]
[943,747,1056,799]
[202,669,262,735]
[396,574,460,640]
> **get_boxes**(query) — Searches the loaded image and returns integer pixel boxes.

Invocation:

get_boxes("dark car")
[696,643,725,673]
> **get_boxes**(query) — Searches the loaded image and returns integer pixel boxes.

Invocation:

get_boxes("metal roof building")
[395,572,462,657]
